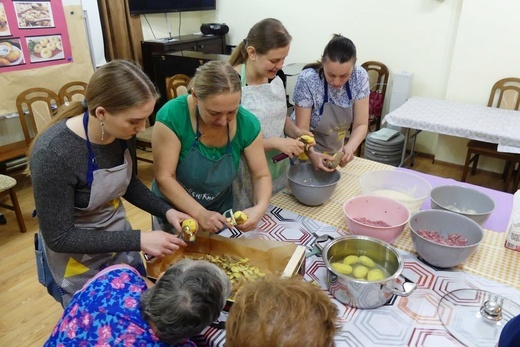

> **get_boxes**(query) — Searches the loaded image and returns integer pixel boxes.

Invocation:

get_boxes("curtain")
[97,0,143,64]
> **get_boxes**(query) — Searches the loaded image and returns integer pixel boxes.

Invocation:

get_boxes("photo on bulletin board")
[26,34,64,62]
[0,38,25,67]
[0,3,12,36]
[14,1,54,29]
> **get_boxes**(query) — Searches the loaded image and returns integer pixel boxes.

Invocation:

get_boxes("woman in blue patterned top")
[44,259,231,346]
[292,34,370,171]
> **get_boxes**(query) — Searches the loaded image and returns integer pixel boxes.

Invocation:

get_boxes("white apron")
[232,64,288,210]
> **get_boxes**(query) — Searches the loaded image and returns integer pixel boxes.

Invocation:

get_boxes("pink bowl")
[343,195,411,244]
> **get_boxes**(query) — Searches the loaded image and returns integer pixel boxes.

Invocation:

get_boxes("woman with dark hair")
[29,60,190,307]
[229,18,310,210]
[292,34,370,171]
[151,61,271,233]
[45,259,231,346]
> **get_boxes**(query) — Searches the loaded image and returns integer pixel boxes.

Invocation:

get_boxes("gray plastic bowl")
[430,185,495,226]
[409,210,484,268]
[287,162,341,206]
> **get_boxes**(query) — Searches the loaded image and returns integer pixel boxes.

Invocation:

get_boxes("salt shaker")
[505,190,520,252]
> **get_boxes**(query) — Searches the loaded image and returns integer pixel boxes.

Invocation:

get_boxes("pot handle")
[388,274,416,297]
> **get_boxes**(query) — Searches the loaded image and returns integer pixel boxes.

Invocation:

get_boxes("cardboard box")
[146,231,306,304]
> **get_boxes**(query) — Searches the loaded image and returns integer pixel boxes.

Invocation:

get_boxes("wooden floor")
[0,150,510,346]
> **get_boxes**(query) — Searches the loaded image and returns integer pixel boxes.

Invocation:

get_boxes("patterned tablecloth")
[194,157,520,347]
[383,96,520,153]
[195,205,520,347]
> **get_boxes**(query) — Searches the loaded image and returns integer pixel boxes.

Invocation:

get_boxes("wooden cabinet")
[152,50,230,110]
[141,34,226,83]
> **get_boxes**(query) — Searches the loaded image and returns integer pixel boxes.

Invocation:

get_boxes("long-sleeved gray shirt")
[30,120,172,254]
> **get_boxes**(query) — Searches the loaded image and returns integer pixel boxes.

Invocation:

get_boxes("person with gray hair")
[151,60,272,233]
[44,259,231,346]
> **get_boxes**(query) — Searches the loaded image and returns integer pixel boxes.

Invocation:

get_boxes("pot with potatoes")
[321,235,416,309]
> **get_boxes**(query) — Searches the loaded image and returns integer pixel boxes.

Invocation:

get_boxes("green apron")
[152,109,237,231]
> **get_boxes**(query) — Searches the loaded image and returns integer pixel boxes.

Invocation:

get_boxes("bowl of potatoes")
[321,235,416,309]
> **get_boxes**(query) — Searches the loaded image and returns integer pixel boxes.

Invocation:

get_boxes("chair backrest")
[166,74,191,100]
[15,87,61,146]
[361,61,389,97]
[487,77,520,111]
[59,81,88,105]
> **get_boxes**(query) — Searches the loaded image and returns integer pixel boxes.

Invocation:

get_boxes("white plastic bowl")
[359,170,432,213]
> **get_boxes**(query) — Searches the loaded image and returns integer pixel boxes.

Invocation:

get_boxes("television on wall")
[128,0,216,15]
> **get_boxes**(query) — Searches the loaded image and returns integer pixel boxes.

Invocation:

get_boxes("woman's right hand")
[196,209,232,232]
[141,231,187,257]
[307,147,336,172]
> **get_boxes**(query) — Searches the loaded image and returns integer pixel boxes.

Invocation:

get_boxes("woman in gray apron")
[152,61,272,233]
[29,60,190,307]
[229,18,310,211]
[292,34,370,171]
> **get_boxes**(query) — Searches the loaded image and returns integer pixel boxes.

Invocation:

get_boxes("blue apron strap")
[82,112,98,187]
[346,80,352,100]
[319,79,329,115]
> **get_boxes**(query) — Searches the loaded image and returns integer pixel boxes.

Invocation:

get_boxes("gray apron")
[152,108,237,231]
[232,64,288,210]
[313,80,354,154]
[40,112,143,307]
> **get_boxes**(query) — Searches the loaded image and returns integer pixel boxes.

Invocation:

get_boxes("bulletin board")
[0,0,72,71]
[0,2,93,115]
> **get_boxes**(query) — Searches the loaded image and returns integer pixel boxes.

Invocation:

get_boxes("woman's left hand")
[165,209,194,233]
[235,206,265,232]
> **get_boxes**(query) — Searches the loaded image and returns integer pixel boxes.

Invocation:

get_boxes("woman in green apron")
[292,34,370,171]
[29,60,191,307]
[229,18,311,210]
[152,61,271,233]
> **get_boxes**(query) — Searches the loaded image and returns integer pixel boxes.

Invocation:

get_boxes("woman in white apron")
[29,60,190,307]
[229,18,310,210]
[152,61,272,233]
[292,34,370,171]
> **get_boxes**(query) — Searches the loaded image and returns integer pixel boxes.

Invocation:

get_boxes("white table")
[383,96,520,166]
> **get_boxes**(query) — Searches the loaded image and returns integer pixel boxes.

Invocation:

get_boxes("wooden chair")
[356,61,389,157]
[361,61,389,131]
[59,81,88,105]
[136,74,191,164]
[461,77,520,192]
[0,174,26,233]
[16,87,62,147]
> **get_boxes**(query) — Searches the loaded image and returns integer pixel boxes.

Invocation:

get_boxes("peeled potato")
[353,265,369,279]
[56,41,63,50]
[359,255,375,268]
[47,42,56,51]
[233,211,248,224]
[40,47,52,59]
[343,255,359,265]
[181,218,198,233]
[367,269,385,282]
[331,262,353,275]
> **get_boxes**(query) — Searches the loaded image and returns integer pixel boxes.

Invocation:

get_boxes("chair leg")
[461,150,473,182]
[503,160,516,192]
[375,117,381,131]
[9,187,26,233]
[502,161,511,181]
[471,154,480,175]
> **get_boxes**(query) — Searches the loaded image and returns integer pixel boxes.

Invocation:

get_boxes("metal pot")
[320,235,416,309]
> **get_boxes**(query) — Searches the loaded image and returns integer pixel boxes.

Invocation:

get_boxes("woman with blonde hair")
[30,60,190,307]
[226,275,340,347]
[151,60,271,232]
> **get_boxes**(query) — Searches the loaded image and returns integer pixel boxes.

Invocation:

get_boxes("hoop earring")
[101,121,104,141]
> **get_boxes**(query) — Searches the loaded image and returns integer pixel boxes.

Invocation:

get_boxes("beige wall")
[140,0,520,171]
